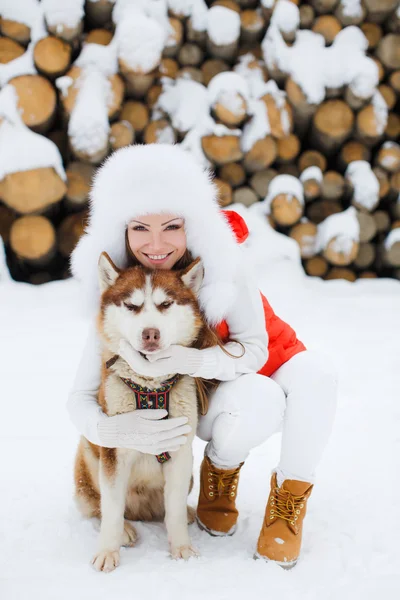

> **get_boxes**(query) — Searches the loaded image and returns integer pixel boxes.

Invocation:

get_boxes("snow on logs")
[0,0,399,282]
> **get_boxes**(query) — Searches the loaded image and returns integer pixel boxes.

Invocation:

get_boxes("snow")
[380,142,400,170]
[0,84,66,180]
[263,25,379,104]
[300,167,323,183]
[371,90,388,135]
[1,204,400,599]
[42,0,85,28]
[0,0,41,27]
[0,44,37,87]
[207,72,250,112]
[270,0,300,34]
[234,53,268,99]
[156,77,209,134]
[340,0,363,19]
[315,207,360,254]
[258,175,304,215]
[241,99,271,152]
[207,6,241,46]
[345,161,380,212]
[384,228,400,250]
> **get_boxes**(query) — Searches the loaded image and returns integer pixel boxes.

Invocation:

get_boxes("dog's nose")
[142,328,160,343]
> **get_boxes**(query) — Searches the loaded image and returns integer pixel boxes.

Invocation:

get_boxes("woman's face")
[127,214,187,270]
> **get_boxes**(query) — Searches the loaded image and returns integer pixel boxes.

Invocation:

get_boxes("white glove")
[97,409,191,453]
[119,339,204,378]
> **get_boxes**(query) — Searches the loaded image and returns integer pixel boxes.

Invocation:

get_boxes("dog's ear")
[180,258,204,295]
[98,252,120,293]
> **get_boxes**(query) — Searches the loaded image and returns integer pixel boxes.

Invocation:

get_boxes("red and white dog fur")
[74,253,216,572]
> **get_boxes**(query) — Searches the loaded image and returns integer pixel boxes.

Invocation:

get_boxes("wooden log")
[9,75,57,134]
[325,267,357,282]
[242,136,277,173]
[306,200,342,224]
[357,211,377,243]
[335,3,366,26]
[338,140,371,170]
[360,23,383,51]
[311,100,354,155]
[270,194,304,227]
[301,171,322,202]
[186,18,207,47]
[390,173,400,217]
[355,104,385,147]
[120,101,149,134]
[213,93,247,127]
[0,37,25,63]
[309,0,339,15]
[376,142,400,173]
[219,163,246,188]
[276,134,301,164]
[277,164,300,178]
[358,271,378,279]
[312,16,342,45]
[389,70,400,96]
[109,121,135,151]
[285,77,318,136]
[65,162,94,211]
[202,135,244,165]
[383,228,400,267]
[163,19,184,59]
[201,59,230,85]
[385,113,400,141]
[321,171,345,202]
[299,5,315,29]
[119,63,156,99]
[373,210,391,234]
[206,7,241,62]
[371,57,385,82]
[376,35,400,72]
[289,221,318,258]
[45,11,83,43]
[323,238,359,267]
[144,120,176,145]
[249,169,278,198]
[33,36,72,80]
[0,168,66,215]
[214,178,233,207]
[0,18,30,45]
[47,129,70,164]
[372,166,390,200]
[261,92,293,139]
[146,84,163,110]
[232,186,258,207]
[212,0,241,11]
[364,0,400,24]
[0,204,16,245]
[9,215,56,267]
[304,256,329,277]
[354,242,376,269]
[298,150,327,174]
[85,0,115,27]
[378,84,397,110]
[158,58,179,80]
[240,9,266,46]
[57,211,88,258]
[85,29,113,46]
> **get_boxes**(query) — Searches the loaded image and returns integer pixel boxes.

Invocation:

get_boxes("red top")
[215,210,306,377]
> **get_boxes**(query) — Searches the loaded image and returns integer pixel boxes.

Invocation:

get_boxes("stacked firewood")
[0,0,399,284]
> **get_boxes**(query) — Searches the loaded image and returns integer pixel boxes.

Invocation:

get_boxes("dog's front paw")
[91,549,120,572]
[170,544,199,560]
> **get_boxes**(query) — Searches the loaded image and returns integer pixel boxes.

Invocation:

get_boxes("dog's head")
[97,252,205,355]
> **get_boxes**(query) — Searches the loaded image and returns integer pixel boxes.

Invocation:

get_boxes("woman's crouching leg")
[197,373,286,469]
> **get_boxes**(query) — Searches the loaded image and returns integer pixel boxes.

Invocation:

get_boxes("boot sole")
[253,552,297,570]
[196,516,237,537]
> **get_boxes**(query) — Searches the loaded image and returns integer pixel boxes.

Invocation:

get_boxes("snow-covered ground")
[1,215,400,600]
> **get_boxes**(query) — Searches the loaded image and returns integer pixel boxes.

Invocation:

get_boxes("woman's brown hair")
[124,228,245,415]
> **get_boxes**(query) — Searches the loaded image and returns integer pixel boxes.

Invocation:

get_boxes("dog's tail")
[0,236,12,282]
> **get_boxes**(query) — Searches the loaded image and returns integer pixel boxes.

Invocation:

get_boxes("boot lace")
[207,465,241,498]
[269,486,308,525]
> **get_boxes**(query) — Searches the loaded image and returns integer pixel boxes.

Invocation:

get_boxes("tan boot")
[255,473,313,569]
[196,455,243,536]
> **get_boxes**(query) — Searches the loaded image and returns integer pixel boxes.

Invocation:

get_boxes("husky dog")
[74,252,217,572]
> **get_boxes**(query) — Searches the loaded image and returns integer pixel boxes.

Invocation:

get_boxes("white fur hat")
[70,143,244,325]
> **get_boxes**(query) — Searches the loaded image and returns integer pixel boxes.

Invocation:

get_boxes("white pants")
[197,350,338,483]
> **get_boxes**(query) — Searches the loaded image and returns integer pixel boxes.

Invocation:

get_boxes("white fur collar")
[70,144,244,325]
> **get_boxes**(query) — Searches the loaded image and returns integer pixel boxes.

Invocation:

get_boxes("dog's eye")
[123,302,142,312]
[160,301,173,309]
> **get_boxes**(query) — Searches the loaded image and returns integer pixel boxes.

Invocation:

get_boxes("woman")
[68,143,337,568]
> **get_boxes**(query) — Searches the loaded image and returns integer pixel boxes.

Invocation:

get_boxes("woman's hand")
[97,409,191,453]
[119,339,204,377]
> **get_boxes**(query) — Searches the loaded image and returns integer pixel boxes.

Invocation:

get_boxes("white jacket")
[67,271,269,445]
